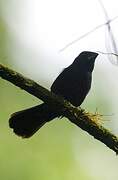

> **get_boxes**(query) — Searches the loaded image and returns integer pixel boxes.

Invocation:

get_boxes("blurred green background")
[0,1,118,180]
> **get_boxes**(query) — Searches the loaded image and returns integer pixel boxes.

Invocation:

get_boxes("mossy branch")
[0,64,118,154]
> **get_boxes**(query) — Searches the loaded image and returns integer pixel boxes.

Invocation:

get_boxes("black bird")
[9,51,98,138]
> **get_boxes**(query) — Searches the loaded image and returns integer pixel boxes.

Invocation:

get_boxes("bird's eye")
[88,54,96,60]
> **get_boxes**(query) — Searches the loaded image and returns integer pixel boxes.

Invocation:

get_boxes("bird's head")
[73,51,98,72]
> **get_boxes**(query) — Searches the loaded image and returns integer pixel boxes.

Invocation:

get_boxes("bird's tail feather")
[9,103,59,138]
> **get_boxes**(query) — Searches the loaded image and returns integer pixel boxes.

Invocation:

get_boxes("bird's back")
[51,65,92,107]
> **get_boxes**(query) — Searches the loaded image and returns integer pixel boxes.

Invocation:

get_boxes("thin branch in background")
[60,16,118,52]
[60,22,106,52]
[0,64,118,154]
[97,51,118,57]
[60,0,118,54]
[98,0,118,65]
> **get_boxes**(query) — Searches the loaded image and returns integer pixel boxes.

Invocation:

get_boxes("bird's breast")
[51,69,92,107]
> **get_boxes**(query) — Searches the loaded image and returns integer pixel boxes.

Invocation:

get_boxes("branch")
[0,64,118,154]
[60,15,118,52]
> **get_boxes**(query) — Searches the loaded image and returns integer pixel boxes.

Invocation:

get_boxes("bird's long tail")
[9,103,60,138]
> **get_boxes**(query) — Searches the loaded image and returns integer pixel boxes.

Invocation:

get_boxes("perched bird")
[9,51,98,138]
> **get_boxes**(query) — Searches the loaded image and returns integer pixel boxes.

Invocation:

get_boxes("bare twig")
[0,64,118,154]
[98,0,118,64]
[60,16,118,52]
